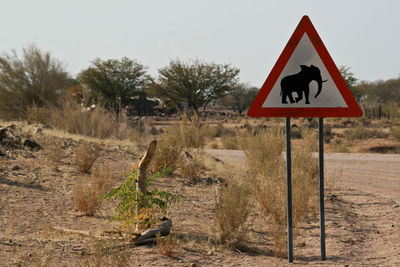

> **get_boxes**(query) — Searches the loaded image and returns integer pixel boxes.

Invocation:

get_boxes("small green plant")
[103,168,185,228]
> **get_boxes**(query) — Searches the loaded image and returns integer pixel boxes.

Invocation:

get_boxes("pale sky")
[1,0,399,87]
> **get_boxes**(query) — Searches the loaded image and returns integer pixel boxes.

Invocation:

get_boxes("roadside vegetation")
[1,45,400,265]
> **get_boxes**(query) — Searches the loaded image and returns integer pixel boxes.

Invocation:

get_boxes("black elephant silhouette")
[280,65,327,104]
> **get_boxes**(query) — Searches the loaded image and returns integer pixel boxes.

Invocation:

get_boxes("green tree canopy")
[150,59,240,112]
[219,83,258,113]
[339,65,363,102]
[78,57,147,115]
[0,45,69,119]
[359,78,400,106]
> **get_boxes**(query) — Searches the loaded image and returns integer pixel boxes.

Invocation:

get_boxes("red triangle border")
[247,15,363,117]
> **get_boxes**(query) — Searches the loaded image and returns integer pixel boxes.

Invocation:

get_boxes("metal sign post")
[286,117,293,263]
[318,117,326,260]
[247,15,362,264]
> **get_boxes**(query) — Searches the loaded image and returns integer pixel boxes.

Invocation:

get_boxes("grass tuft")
[75,141,100,173]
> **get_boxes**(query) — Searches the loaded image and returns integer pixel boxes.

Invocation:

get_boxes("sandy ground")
[1,137,399,266]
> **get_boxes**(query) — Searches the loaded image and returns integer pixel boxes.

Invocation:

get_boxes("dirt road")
[206,149,400,204]
[206,149,400,265]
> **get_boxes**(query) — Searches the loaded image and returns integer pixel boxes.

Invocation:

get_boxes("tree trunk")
[136,140,157,230]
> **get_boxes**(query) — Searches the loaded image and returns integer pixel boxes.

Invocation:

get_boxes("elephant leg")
[287,92,295,104]
[281,91,288,104]
[304,87,310,104]
[295,91,303,103]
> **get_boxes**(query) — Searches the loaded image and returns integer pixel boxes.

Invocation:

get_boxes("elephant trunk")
[314,78,327,98]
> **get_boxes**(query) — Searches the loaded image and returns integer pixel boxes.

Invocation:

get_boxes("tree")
[79,57,147,118]
[0,45,69,119]
[339,65,363,102]
[219,83,258,114]
[150,59,240,112]
[361,78,400,106]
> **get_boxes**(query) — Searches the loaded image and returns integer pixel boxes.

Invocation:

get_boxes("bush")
[391,127,400,142]
[150,126,183,172]
[156,233,178,257]
[103,168,184,228]
[75,141,100,173]
[178,151,202,183]
[46,142,65,171]
[243,127,318,256]
[202,123,224,138]
[221,134,239,150]
[0,46,69,120]
[344,126,388,140]
[50,101,120,139]
[91,164,115,194]
[331,138,350,153]
[215,177,252,248]
[73,181,101,216]
[180,112,204,148]
[26,105,51,125]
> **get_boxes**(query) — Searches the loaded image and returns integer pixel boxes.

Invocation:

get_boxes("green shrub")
[103,168,184,228]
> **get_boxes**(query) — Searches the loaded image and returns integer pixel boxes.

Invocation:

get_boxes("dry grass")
[73,181,101,216]
[178,151,202,183]
[26,105,51,125]
[180,112,204,148]
[49,100,136,140]
[391,127,400,141]
[330,138,350,153]
[74,141,100,173]
[221,134,239,149]
[344,125,388,141]
[150,126,183,172]
[91,163,115,194]
[202,123,224,138]
[215,176,252,248]
[156,233,178,257]
[73,164,115,216]
[242,127,318,256]
[46,142,65,171]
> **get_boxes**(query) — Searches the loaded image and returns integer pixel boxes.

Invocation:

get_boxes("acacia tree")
[150,59,240,112]
[339,65,363,102]
[0,46,69,119]
[219,83,258,114]
[79,57,147,119]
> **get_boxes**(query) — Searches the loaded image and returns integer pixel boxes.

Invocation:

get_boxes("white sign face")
[262,33,347,108]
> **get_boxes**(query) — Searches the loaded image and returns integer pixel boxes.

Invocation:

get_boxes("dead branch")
[0,239,21,247]
[136,140,157,229]
[134,218,172,244]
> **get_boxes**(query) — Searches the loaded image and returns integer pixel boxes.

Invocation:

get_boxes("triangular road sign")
[248,15,362,117]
